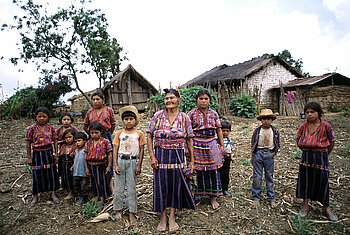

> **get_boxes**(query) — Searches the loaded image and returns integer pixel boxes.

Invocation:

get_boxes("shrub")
[147,86,220,114]
[229,94,257,118]
[82,201,101,219]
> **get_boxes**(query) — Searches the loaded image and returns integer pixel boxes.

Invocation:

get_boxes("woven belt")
[62,160,73,163]
[87,160,107,165]
[119,155,137,160]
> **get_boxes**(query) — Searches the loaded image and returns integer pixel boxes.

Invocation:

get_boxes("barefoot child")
[219,121,235,196]
[113,106,145,224]
[59,129,77,199]
[70,132,89,205]
[250,109,279,208]
[26,107,60,206]
[56,112,79,145]
[84,121,112,211]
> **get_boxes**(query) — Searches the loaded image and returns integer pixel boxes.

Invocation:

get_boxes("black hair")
[195,89,212,101]
[304,101,323,119]
[35,107,51,119]
[59,112,74,124]
[122,111,136,120]
[62,128,77,141]
[74,132,87,141]
[89,121,103,132]
[221,121,231,131]
[163,88,180,98]
[91,90,105,100]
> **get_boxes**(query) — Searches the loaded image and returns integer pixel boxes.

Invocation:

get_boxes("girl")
[59,129,77,199]
[56,112,79,145]
[84,121,112,212]
[26,107,60,206]
[296,102,337,221]
[83,91,116,191]
[187,89,224,209]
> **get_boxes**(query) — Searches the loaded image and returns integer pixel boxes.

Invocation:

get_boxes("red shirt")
[26,124,58,147]
[297,121,335,149]
[56,126,79,141]
[84,137,112,161]
[83,106,116,132]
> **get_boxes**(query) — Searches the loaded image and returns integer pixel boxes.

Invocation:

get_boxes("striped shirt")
[84,137,112,161]
[59,143,76,156]
[83,106,116,132]
[297,121,335,149]
[26,124,58,147]
[147,109,194,149]
[187,108,222,134]
[56,126,79,141]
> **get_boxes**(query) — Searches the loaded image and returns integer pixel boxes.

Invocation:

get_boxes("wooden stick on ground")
[11,173,25,189]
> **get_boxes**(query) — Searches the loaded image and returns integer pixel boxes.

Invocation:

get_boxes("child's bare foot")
[168,217,179,232]
[156,216,167,231]
[210,197,219,209]
[129,212,136,225]
[51,193,60,204]
[64,191,74,200]
[115,211,122,219]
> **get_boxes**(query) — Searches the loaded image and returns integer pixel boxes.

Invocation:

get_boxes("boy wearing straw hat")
[113,106,146,224]
[250,109,280,208]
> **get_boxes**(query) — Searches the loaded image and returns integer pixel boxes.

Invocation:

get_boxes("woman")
[296,102,337,221]
[187,89,224,209]
[147,88,196,232]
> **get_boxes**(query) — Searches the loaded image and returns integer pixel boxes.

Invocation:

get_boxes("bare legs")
[157,208,179,232]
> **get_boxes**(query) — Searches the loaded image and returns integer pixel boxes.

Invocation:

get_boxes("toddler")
[219,121,234,196]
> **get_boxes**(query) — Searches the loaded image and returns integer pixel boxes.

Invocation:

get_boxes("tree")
[2,0,126,106]
[278,49,310,77]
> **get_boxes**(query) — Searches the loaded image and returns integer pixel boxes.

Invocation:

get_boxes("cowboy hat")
[119,105,139,126]
[256,109,277,120]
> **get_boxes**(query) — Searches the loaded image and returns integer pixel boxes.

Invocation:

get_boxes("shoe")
[252,200,259,207]
[223,191,230,196]
[324,211,338,222]
[75,196,84,206]
[298,208,308,218]
[52,198,60,204]
[269,200,277,208]
[30,200,38,207]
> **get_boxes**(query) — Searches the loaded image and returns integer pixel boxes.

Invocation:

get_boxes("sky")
[0,0,349,103]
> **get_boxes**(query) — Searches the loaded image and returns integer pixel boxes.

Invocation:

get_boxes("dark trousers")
[220,156,231,191]
[73,176,89,196]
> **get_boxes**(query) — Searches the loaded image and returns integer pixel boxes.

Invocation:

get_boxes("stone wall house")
[68,89,98,113]
[182,54,303,113]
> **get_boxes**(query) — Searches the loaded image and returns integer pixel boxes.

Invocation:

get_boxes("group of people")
[25,88,338,232]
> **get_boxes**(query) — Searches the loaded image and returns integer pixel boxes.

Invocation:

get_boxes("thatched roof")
[182,54,303,87]
[102,64,158,95]
[270,73,350,89]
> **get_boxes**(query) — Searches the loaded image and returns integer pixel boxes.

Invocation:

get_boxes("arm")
[113,146,120,175]
[147,133,158,169]
[53,139,58,165]
[84,158,90,176]
[135,145,144,175]
[186,138,195,173]
[216,127,224,148]
[328,141,335,155]
[110,124,116,135]
[83,124,89,135]
[105,151,112,174]
[26,141,32,165]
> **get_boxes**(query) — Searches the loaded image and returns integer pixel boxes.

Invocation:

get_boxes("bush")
[147,86,220,114]
[229,94,257,118]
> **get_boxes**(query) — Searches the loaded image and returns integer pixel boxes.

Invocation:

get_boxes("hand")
[250,156,254,165]
[27,158,32,166]
[54,156,59,165]
[150,157,159,170]
[86,169,90,176]
[189,161,194,174]
[70,166,73,172]
[114,165,121,175]
[271,152,276,157]
[219,146,224,151]
[184,147,190,157]
[105,166,111,174]
[135,165,141,175]
[231,156,235,163]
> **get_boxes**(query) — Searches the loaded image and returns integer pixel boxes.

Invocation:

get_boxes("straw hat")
[256,109,277,120]
[119,105,139,126]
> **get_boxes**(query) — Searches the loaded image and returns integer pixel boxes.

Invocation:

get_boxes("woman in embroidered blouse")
[187,89,224,210]
[147,89,196,232]
[296,102,337,221]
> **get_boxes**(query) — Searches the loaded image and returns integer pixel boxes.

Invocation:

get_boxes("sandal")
[298,208,308,218]
[324,211,338,222]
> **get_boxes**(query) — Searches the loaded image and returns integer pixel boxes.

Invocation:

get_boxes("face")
[123,116,136,129]
[261,118,273,128]
[61,116,72,128]
[76,138,86,149]
[305,108,319,122]
[197,94,210,109]
[64,132,74,145]
[92,95,104,109]
[164,93,180,109]
[36,112,49,125]
[90,129,102,140]
[222,128,230,138]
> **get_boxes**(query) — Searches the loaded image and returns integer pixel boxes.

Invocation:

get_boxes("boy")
[250,109,280,208]
[70,132,88,205]
[113,106,146,224]
[219,121,234,196]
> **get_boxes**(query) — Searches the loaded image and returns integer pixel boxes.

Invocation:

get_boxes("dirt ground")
[0,113,349,234]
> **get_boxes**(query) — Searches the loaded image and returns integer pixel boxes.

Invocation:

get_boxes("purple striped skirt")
[60,154,74,191]
[152,147,196,212]
[88,160,111,199]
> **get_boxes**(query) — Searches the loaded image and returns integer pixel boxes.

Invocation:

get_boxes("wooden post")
[127,73,132,105]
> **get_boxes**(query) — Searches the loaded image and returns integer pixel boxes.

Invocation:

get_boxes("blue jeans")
[251,150,275,201]
[113,158,138,213]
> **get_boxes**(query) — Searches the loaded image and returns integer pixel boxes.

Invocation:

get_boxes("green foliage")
[278,49,310,77]
[25,165,32,174]
[82,201,101,219]
[290,216,318,235]
[328,105,342,113]
[240,158,251,166]
[148,86,220,114]
[229,94,257,118]
[343,109,350,117]
[292,149,302,159]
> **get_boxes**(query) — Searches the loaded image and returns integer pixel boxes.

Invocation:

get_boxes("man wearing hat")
[250,109,280,208]
[112,105,146,224]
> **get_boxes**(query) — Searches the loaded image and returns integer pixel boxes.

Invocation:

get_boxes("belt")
[258,148,270,152]
[119,155,137,160]
[87,160,107,165]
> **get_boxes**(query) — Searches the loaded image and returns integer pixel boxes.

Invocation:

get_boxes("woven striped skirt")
[196,169,223,196]
[152,147,196,212]
[32,145,60,194]
[193,137,223,171]
[296,151,330,206]
[60,154,74,191]
[88,160,111,199]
